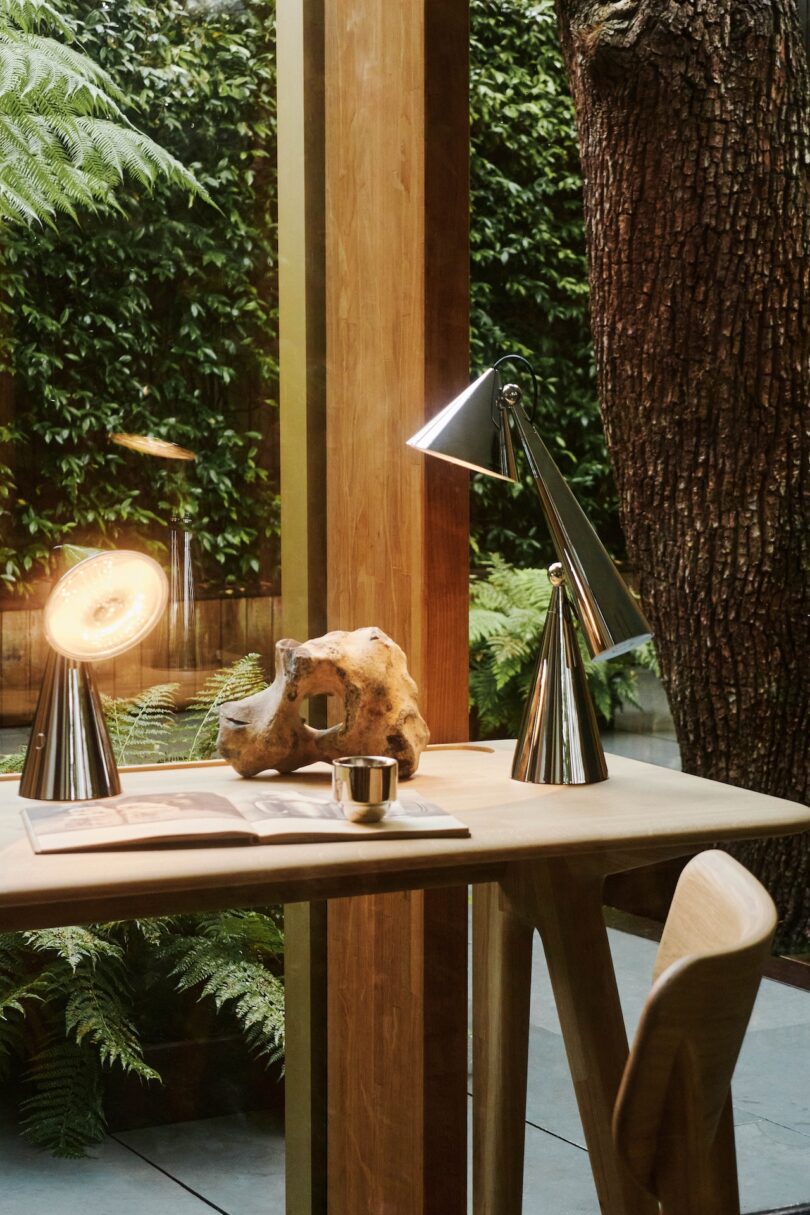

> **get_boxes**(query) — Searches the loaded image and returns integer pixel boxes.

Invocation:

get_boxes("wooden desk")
[0,746,806,1214]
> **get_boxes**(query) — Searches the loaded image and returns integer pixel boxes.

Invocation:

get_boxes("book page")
[23,792,252,854]
[245,790,470,842]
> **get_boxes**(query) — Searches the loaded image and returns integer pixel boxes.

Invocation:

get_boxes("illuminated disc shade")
[110,432,197,461]
[45,551,169,662]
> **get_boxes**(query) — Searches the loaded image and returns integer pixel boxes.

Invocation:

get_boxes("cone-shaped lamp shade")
[512,579,607,785]
[509,403,650,660]
[19,651,121,801]
[406,369,514,480]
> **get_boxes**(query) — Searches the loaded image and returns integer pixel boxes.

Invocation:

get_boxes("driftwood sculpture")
[217,626,430,779]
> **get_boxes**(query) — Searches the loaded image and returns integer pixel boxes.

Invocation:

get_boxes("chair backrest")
[613,850,776,1212]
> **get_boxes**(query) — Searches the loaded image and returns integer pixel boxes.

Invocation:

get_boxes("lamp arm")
[491,353,539,423]
[508,400,651,661]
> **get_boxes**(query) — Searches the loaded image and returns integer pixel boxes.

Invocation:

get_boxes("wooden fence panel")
[0,595,281,726]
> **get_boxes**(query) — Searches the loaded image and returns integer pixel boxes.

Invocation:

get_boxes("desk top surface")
[0,746,806,928]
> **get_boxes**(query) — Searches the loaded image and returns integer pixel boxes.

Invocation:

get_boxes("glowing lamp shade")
[44,551,168,663]
[20,551,169,801]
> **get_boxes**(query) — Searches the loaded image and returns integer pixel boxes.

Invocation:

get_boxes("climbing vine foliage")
[0,0,278,595]
[470,0,620,561]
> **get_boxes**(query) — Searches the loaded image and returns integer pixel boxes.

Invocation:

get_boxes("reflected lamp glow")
[20,551,169,802]
[110,433,197,462]
[407,354,652,785]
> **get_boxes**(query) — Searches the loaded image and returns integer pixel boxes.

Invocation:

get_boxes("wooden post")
[324,2,470,1213]
[277,5,328,1214]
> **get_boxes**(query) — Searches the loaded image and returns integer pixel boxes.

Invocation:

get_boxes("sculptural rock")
[217,626,430,779]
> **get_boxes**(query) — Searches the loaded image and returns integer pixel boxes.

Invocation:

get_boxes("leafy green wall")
[0,0,616,598]
[0,0,278,596]
[470,0,620,564]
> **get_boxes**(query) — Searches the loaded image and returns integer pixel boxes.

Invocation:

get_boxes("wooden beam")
[324,1,470,1212]
[277,6,328,1214]
[278,0,326,647]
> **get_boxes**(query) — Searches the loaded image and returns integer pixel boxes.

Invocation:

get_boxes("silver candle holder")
[332,756,398,823]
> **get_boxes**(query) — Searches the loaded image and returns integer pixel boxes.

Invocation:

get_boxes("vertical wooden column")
[324,2,470,1213]
[277,6,328,1214]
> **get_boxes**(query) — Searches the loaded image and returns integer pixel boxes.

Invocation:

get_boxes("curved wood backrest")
[613,850,776,1215]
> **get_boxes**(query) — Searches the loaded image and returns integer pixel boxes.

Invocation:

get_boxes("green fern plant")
[166,910,285,1063]
[0,655,277,1157]
[470,556,654,738]
[184,652,267,761]
[0,745,26,773]
[0,910,284,1157]
[0,0,208,224]
[103,682,179,766]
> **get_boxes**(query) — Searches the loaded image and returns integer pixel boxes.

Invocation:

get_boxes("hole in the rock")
[299,694,344,731]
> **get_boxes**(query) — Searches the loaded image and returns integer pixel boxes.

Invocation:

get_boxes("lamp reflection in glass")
[110,432,199,670]
[19,551,169,801]
[407,354,651,785]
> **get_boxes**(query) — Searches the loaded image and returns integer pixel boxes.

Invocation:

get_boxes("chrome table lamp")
[20,549,169,801]
[407,354,651,785]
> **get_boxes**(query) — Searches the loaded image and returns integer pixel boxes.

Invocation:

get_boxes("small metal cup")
[332,756,398,823]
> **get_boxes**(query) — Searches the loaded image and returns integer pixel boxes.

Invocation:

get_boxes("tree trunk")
[555,0,810,943]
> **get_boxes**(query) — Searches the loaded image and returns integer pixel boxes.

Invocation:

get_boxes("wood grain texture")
[614,851,776,1214]
[508,859,659,1215]
[278,0,326,646]
[422,0,470,744]
[0,758,796,1214]
[324,0,469,738]
[472,883,534,1215]
[283,901,328,1215]
[0,749,807,928]
[0,596,280,723]
[323,1,470,1211]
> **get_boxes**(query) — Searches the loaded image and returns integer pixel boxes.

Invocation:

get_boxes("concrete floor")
[0,731,808,1212]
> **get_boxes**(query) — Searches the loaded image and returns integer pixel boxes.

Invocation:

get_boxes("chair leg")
[472,882,535,1215]
[657,1084,739,1215]
[706,1093,741,1215]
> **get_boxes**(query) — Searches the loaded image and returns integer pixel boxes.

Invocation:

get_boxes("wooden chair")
[613,849,777,1215]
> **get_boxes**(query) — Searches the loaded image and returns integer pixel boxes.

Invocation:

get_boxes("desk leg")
[284,902,328,1215]
[523,860,659,1215]
[327,888,468,1215]
[472,882,535,1215]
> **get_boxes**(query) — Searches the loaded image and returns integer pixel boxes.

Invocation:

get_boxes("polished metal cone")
[512,577,608,785]
[510,401,650,660]
[19,650,121,801]
[406,368,515,480]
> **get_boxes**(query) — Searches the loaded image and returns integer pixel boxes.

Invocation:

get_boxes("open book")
[22,788,470,854]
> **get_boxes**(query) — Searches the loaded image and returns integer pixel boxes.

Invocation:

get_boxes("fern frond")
[185,653,267,761]
[21,1037,105,1157]
[0,744,26,773]
[63,964,159,1079]
[24,925,122,971]
[469,558,645,736]
[0,4,211,226]
[103,682,178,765]
[0,0,75,38]
[167,910,284,1063]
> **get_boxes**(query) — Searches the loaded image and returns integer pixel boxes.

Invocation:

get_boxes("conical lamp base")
[512,583,608,785]
[19,650,121,801]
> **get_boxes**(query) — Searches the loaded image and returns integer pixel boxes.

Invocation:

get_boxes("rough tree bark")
[554,0,810,941]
